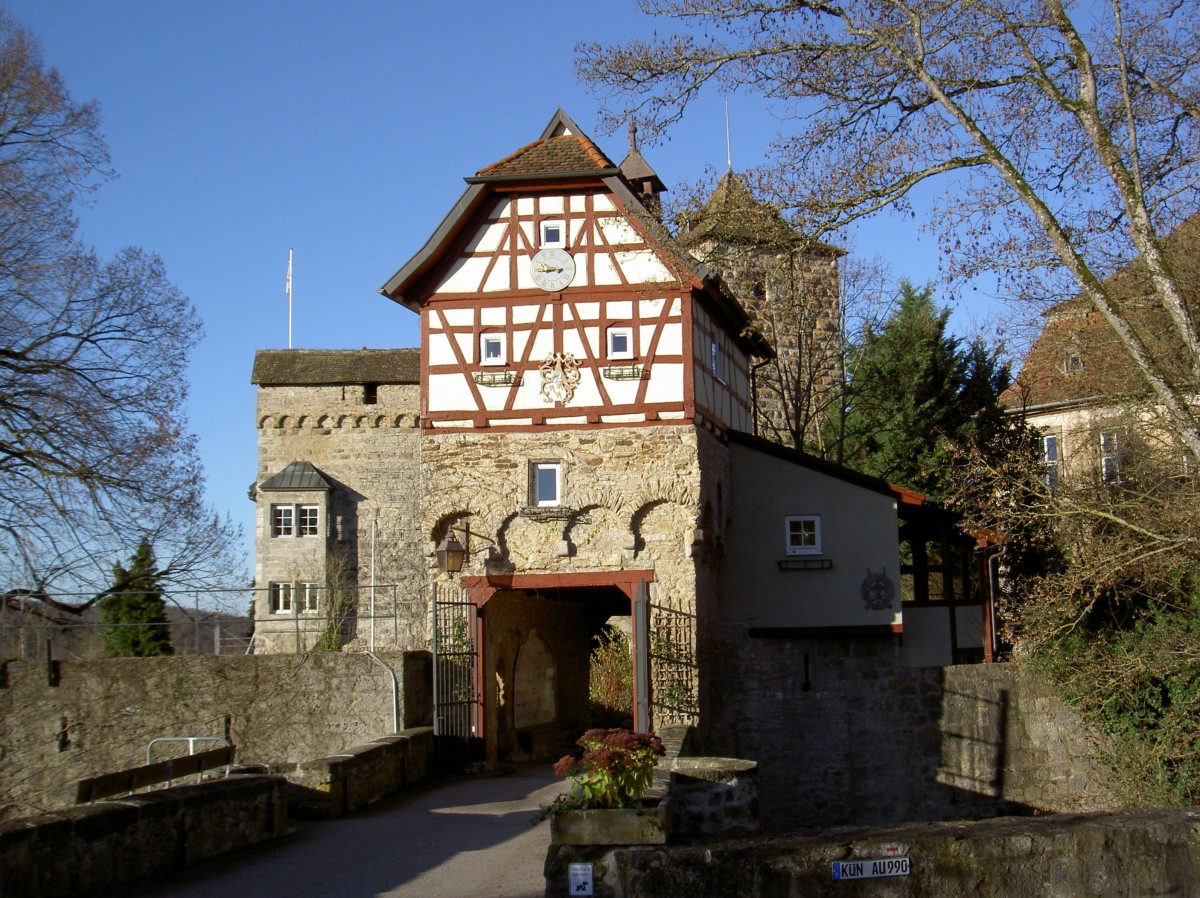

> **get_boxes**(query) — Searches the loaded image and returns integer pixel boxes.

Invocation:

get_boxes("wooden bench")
[75,745,236,803]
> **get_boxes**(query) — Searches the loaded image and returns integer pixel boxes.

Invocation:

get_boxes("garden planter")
[549,799,673,846]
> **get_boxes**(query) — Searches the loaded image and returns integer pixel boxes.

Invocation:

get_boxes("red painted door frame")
[456,570,655,741]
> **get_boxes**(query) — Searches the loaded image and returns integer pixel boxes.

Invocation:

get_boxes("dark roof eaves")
[727,429,901,498]
[379,183,490,303]
[600,173,772,359]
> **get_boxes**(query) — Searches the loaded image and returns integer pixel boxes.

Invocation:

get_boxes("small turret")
[619,120,667,219]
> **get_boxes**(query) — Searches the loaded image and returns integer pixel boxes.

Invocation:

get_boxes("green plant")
[588,628,632,725]
[99,538,173,657]
[550,728,665,811]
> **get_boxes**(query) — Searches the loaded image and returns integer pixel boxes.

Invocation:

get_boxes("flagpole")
[286,248,293,349]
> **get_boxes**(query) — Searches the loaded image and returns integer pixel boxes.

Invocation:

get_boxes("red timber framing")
[458,570,655,740]
[418,185,698,432]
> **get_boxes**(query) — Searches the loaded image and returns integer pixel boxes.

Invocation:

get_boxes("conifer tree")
[99,539,173,657]
[836,283,1014,500]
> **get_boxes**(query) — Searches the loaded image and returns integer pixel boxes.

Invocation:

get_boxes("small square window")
[532,462,561,507]
[608,326,634,360]
[363,383,378,405]
[541,220,566,248]
[785,515,822,555]
[481,334,506,366]
[271,506,294,538]
[270,583,293,614]
[298,505,320,537]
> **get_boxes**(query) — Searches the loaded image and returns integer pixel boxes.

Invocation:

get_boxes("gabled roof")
[252,349,419,386]
[1001,212,1200,411]
[469,109,620,183]
[259,461,331,492]
[377,109,772,359]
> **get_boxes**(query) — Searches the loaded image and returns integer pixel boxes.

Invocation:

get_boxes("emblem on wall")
[861,569,896,610]
[540,352,581,404]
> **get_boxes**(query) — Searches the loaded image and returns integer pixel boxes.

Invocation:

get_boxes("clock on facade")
[529,248,576,291]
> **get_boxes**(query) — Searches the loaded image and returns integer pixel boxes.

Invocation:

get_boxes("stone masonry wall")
[703,629,1119,830]
[1,775,290,898]
[422,426,707,613]
[255,383,427,652]
[546,807,1200,898]
[0,652,429,821]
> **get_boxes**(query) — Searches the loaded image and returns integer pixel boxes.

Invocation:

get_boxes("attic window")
[363,383,378,404]
[541,220,566,249]
[1064,350,1083,374]
[480,334,506,366]
[607,326,634,360]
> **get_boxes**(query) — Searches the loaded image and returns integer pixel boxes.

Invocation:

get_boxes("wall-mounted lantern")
[435,534,466,574]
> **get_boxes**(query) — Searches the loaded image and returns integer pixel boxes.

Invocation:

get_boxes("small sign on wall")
[568,862,594,895]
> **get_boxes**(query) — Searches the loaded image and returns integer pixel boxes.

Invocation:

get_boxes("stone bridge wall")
[0,774,290,898]
[0,651,430,821]
[545,807,1200,898]
[704,639,1120,829]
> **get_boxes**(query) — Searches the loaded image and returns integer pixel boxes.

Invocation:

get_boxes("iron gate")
[431,584,478,738]
[634,581,699,730]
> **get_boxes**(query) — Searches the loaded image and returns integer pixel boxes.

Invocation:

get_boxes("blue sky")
[6,1,991,572]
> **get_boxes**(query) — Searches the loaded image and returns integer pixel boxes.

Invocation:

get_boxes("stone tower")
[679,172,843,450]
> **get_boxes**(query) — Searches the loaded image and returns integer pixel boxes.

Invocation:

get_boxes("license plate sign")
[832,857,911,880]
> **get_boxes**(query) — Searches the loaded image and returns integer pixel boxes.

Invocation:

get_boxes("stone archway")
[460,571,652,763]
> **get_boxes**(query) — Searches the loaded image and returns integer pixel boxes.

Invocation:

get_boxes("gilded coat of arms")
[540,352,581,404]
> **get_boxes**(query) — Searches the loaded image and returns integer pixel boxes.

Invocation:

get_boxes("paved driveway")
[118,765,567,898]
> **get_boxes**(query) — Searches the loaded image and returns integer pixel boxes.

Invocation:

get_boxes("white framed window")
[785,515,822,555]
[272,504,319,537]
[532,462,561,507]
[271,505,294,537]
[1042,434,1060,489]
[607,326,634,360]
[540,219,566,248]
[298,505,320,537]
[1064,350,1083,375]
[269,582,293,614]
[300,583,319,614]
[480,333,506,366]
[1100,431,1125,483]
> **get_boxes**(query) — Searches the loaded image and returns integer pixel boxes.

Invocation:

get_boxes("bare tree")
[0,13,242,607]
[578,0,1200,461]
[675,171,891,451]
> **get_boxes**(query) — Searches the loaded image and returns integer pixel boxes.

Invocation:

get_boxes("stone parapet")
[669,757,758,837]
[287,727,434,818]
[545,807,1200,898]
[0,775,289,898]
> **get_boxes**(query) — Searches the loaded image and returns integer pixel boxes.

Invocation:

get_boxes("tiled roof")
[252,349,419,386]
[1002,213,1200,410]
[473,132,618,180]
[259,461,331,492]
[679,172,842,256]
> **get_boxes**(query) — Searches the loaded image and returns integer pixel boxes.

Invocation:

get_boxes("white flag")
[285,249,293,298]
